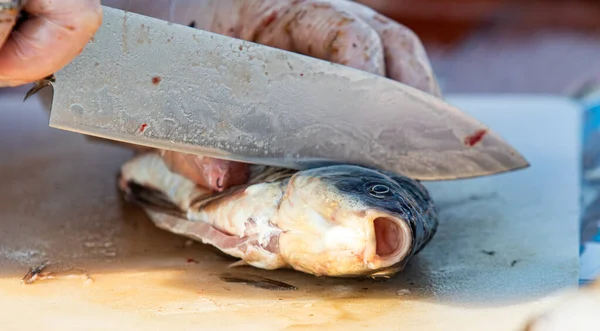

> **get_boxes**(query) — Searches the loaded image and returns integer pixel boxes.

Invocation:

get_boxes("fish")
[117,152,438,278]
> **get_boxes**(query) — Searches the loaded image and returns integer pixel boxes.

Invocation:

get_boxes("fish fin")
[121,180,186,218]
[218,273,297,291]
[23,74,55,102]
[247,165,297,184]
[228,260,250,268]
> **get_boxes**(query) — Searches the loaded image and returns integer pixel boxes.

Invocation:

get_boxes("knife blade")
[32,5,528,180]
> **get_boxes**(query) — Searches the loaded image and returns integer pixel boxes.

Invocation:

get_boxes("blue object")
[577,85,600,284]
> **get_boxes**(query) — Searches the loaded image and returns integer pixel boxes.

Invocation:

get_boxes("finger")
[338,1,442,97]
[0,0,102,86]
[160,151,250,192]
[237,1,386,76]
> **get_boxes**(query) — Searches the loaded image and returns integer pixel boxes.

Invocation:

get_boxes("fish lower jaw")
[364,213,413,271]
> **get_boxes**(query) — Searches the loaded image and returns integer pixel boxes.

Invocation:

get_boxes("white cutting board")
[0,91,581,331]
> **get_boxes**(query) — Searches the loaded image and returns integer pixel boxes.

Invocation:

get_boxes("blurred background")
[356,0,600,95]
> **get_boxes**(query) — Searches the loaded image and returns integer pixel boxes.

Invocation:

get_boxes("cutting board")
[0,90,581,331]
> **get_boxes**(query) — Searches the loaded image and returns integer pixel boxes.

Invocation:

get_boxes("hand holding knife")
[0,0,101,87]
[0,0,529,192]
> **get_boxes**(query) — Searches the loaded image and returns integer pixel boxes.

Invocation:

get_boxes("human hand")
[94,0,443,192]
[0,0,102,87]
[104,0,441,96]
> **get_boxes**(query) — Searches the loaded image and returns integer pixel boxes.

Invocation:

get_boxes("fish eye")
[368,184,391,198]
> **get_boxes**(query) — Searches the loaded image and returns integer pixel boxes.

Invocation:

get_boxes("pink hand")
[0,0,102,87]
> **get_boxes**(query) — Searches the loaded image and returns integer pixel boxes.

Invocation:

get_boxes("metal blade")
[44,6,529,180]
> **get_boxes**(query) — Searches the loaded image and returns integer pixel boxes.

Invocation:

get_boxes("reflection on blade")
[44,6,529,180]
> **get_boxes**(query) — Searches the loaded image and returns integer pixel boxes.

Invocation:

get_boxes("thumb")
[0,0,102,87]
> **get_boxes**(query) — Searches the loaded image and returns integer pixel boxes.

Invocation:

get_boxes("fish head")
[276,165,438,277]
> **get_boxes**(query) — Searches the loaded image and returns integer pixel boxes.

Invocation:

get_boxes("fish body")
[118,153,438,277]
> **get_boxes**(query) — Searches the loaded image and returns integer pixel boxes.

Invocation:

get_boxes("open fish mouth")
[375,216,402,256]
[374,216,410,260]
[365,211,413,271]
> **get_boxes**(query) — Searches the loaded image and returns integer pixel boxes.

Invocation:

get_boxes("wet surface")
[0,90,578,330]
[0,2,592,327]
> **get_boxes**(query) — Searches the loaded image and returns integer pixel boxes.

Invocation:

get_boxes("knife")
[20,5,528,180]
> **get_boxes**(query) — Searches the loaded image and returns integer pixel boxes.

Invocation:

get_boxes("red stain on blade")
[464,129,488,147]
[151,76,161,85]
[138,123,148,133]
